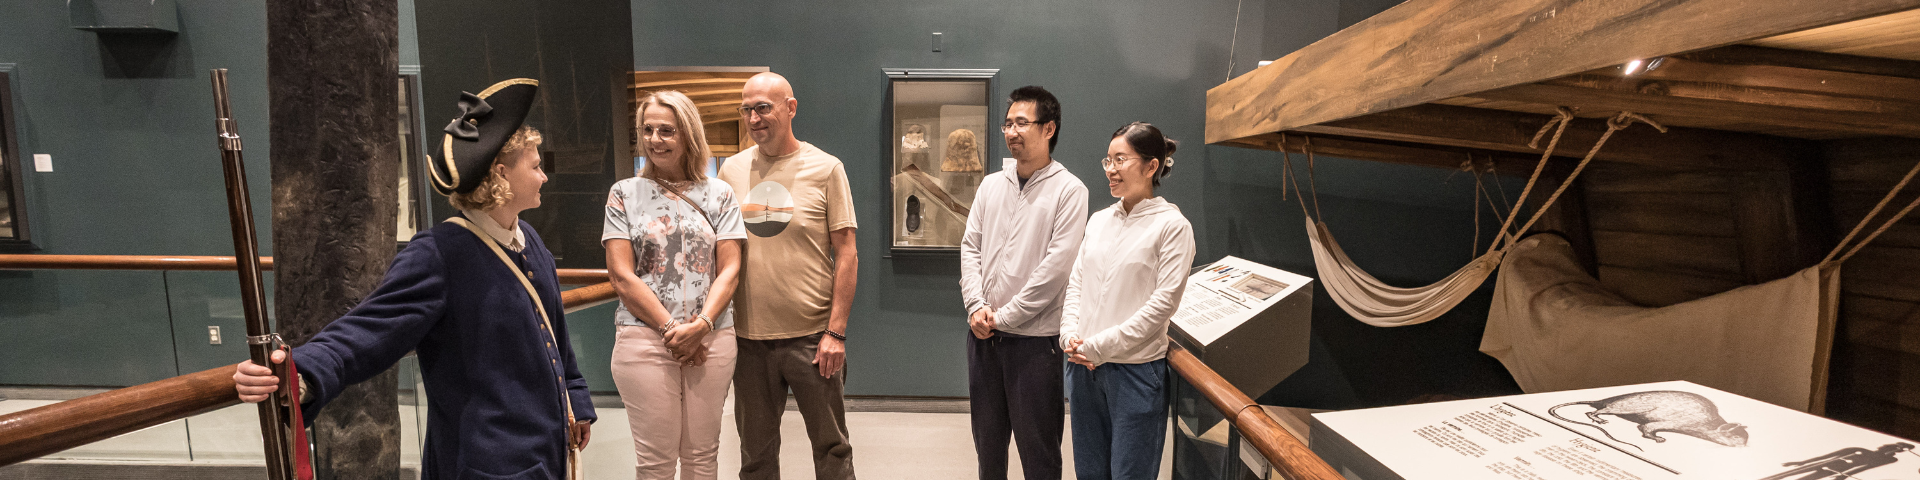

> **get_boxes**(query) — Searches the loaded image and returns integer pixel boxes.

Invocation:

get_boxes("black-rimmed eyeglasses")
[738,102,776,118]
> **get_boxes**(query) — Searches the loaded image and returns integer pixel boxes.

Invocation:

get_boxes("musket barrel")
[210,68,295,480]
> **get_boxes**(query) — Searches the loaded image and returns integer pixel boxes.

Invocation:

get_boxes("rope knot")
[1607,111,1668,133]
[1528,107,1578,150]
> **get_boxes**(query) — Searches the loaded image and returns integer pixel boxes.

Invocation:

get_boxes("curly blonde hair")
[449,126,542,211]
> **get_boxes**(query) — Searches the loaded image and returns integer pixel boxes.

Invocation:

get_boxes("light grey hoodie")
[1061,197,1196,365]
[959,160,1089,337]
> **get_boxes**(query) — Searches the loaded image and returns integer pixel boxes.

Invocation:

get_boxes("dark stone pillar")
[267,0,402,478]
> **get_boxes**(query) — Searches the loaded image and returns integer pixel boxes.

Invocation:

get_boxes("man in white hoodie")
[959,85,1088,480]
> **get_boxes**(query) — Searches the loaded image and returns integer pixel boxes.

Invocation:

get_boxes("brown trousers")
[733,332,855,479]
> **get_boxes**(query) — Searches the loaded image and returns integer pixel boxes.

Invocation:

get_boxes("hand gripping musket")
[210,69,310,480]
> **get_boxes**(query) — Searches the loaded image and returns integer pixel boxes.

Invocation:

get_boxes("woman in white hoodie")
[1060,122,1196,479]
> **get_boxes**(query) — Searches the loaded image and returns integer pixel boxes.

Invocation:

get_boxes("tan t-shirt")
[719,142,858,340]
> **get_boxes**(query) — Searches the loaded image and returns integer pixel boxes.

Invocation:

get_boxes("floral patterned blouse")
[602,176,747,329]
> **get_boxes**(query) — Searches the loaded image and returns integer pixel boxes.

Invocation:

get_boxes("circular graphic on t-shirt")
[742,180,794,237]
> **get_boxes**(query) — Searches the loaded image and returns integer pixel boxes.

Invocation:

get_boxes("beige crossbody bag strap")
[647,177,715,231]
[445,216,584,480]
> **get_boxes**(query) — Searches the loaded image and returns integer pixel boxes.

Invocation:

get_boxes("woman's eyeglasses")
[641,125,677,139]
[1102,155,1150,172]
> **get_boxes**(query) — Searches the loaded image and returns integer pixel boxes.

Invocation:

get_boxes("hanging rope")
[1822,158,1920,265]
[1306,137,1326,222]
[1487,154,1516,218]
[1488,107,1577,250]
[1280,138,1314,219]
[1504,111,1666,250]
[1469,157,1485,259]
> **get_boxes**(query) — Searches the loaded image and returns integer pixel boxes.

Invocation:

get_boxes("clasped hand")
[968,308,996,339]
[663,317,711,366]
[1063,335,1095,370]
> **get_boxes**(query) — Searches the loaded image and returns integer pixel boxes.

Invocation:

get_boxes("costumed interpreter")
[232,78,596,479]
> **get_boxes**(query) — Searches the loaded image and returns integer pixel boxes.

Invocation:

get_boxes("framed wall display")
[395,71,433,243]
[883,68,997,257]
[0,66,34,250]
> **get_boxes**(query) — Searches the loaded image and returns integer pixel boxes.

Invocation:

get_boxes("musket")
[210,68,297,480]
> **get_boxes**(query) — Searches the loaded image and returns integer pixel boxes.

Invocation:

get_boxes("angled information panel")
[1313,381,1919,480]
[1171,255,1315,398]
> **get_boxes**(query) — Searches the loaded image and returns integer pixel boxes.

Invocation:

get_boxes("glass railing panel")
[0,270,177,386]
[1171,372,1240,480]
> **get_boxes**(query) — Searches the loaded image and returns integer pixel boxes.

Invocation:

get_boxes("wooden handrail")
[561,282,619,313]
[0,280,618,466]
[0,254,609,285]
[0,254,276,271]
[556,268,611,286]
[0,365,238,465]
[1167,344,1343,480]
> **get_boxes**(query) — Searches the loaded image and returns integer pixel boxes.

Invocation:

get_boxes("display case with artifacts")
[901,123,929,153]
[0,68,32,250]
[883,68,997,257]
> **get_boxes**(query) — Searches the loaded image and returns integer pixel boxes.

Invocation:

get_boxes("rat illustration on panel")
[1549,390,1750,451]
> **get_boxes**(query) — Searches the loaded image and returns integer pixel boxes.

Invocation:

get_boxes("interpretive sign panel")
[1312,381,1919,480]
[1170,256,1314,397]
[1172,256,1312,346]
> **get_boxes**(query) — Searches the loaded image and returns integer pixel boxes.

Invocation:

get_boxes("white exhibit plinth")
[1169,255,1315,400]
[1311,380,1918,480]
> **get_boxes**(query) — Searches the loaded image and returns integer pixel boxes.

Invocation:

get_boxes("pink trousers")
[611,325,737,480]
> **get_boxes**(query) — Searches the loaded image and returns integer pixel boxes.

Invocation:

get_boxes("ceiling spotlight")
[1622,57,1664,76]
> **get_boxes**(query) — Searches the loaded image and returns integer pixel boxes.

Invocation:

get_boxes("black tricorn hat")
[430,78,538,195]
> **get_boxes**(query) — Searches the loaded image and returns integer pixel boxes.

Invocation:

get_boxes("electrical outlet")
[208,326,222,345]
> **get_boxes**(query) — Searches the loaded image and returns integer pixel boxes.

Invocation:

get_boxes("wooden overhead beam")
[1469,75,1920,138]
[1290,104,1806,171]
[1220,131,1540,174]
[1206,0,1920,145]
[1608,57,1920,103]
[1675,46,1920,80]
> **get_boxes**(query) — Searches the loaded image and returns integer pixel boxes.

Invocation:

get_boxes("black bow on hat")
[444,92,493,141]
[429,78,538,195]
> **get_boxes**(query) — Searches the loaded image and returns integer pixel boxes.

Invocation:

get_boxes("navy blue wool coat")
[291,219,596,480]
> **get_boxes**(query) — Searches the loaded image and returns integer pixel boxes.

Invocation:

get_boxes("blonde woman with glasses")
[604,90,746,479]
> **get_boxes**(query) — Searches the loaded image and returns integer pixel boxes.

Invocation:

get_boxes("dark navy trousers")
[968,332,1066,480]
[1066,358,1169,480]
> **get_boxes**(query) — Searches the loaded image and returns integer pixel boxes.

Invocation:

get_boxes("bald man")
[717,72,860,479]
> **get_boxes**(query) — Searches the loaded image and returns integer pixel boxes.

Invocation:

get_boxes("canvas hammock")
[1480,153,1920,413]
[1294,108,1661,327]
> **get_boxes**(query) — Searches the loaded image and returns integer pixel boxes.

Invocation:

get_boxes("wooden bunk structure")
[1209,0,1920,436]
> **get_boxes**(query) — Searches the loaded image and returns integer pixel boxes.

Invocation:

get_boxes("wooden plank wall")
[1824,137,1920,437]
[1580,163,1756,306]
[1575,158,1828,305]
